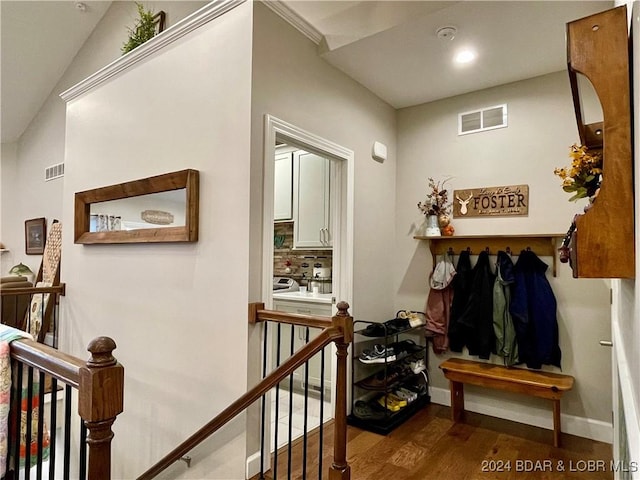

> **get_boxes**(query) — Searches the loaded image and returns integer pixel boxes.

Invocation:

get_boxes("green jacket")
[493,251,518,366]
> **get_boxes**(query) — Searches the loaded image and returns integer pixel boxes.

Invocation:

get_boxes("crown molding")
[261,0,323,45]
[60,0,245,102]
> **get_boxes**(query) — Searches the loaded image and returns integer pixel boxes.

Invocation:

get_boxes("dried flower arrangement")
[417,177,452,217]
[554,144,602,201]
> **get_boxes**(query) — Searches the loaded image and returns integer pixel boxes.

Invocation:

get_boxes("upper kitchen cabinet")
[274,146,294,221]
[293,151,331,249]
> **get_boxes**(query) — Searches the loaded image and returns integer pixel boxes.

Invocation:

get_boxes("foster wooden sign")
[453,184,529,218]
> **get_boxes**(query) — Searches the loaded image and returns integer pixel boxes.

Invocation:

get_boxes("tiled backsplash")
[273,222,332,287]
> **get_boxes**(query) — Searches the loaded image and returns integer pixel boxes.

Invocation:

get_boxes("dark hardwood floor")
[261,403,613,480]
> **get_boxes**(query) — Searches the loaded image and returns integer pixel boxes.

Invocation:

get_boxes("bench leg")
[450,381,464,422]
[552,399,561,447]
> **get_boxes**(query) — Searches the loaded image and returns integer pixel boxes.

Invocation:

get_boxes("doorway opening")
[261,114,354,452]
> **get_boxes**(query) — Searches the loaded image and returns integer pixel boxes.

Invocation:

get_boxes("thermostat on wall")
[372,141,387,163]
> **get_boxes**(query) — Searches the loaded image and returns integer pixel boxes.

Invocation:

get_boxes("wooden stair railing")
[9,335,124,479]
[138,301,353,480]
[1,283,66,343]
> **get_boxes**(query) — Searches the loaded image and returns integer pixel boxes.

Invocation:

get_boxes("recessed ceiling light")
[454,49,476,65]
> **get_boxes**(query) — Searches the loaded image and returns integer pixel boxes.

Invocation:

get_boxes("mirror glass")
[75,169,199,244]
[89,189,186,231]
[575,74,603,125]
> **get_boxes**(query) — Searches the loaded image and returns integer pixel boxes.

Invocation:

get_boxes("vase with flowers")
[554,144,602,203]
[418,177,452,236]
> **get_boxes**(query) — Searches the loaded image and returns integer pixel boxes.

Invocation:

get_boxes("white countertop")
[272,291,333,304]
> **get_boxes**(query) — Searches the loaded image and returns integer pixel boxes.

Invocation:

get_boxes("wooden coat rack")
[414,234,563,277]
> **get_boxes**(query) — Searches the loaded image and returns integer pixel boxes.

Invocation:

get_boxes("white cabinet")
[274,147,294,221]
[293,151,331,248]
[273,298,333,391]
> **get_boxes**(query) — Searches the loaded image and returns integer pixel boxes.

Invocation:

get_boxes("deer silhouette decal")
[456,193,473,215]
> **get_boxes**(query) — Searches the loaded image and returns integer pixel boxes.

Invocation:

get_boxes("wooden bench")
[439,358,574,447]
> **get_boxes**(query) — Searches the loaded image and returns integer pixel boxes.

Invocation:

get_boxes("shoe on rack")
[383,317,410,334]
[395,388,417,403]
[360,323,388,337]
[377,393,406,412]
[359,344,396,364]
[357,367,402,390]
[353,400,386,421]
[409,358,426,374]
[388,340,422,361]
[397,310,426,328]
[387,392,408,408]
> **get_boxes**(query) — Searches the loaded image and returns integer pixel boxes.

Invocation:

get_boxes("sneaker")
[359,345,396,364]
[388,340,422,360]
[395,388,417,403]
[409,358,426,374]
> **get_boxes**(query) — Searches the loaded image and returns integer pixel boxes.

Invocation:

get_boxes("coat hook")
[447,247,455,255]
[485,247,490,254]
[466,246,471,253]
[506,246,512,255]
[526,246,532,251]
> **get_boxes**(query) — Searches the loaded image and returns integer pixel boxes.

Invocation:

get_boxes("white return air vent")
[45,162,64,181]
[458,104,507,135]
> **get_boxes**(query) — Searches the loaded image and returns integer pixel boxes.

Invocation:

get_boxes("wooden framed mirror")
[74,169,199,244]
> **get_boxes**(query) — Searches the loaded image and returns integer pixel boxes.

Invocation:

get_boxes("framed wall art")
[25,217,46,255]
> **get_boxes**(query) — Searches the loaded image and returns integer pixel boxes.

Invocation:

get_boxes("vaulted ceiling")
[1,0,613,144]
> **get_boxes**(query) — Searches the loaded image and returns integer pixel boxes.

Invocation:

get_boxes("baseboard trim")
[430,386,612,444]
[246,450,262,479]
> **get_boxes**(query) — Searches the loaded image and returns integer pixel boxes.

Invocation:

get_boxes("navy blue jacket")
[510,250,561,369]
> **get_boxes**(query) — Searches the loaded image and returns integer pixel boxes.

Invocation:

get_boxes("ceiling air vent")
[45,162,64,181]
[458,104,507,135]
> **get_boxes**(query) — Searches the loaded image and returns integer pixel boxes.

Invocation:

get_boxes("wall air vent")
[45,162,64,181]
[458,104,508,135]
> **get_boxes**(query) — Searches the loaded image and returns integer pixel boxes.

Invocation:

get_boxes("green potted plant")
[121,3,162,55]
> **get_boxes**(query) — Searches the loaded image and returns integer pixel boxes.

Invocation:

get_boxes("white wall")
[0,143,20,273]
[613,0,640,470]
[396,72,613,439]
[0,1,206,277]
[250,2,398,319]
[61,3,253,479]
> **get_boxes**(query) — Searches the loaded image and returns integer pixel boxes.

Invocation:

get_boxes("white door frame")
[258,114,354,473]
[261,114,354,311]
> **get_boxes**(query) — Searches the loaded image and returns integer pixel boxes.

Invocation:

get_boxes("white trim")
[430,386,613,443]
[261,114,355,476]
[612,314,640,467]
[60,0,245,102]
[261,0,323,45]
[246,450,262,479]
[262,114,355,313]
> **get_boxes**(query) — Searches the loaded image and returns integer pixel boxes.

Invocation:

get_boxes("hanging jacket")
[425,254,456,354]
[510,250,561,369]
[448,250,473,353]
[493,251,518,366]
[457,251,496,359]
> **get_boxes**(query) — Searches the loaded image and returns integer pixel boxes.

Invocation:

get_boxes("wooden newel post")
[329,301,352,480]
[78,337,125,479]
